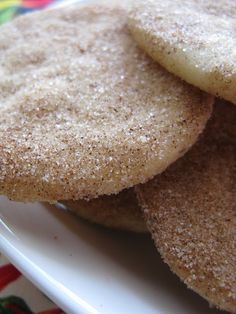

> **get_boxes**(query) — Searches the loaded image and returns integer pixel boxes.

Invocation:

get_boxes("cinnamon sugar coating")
[137,101,236,313]
[0,4,212,202]
[128,0,236,104]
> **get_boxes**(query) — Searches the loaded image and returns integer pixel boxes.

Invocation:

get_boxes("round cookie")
[61,189,146,233]
[136,101,236,313]
[128,0,236,105]
[0,3,212,202]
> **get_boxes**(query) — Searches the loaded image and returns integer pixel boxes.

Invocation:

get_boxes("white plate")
[0,196,221,314]
[0,1,221,313]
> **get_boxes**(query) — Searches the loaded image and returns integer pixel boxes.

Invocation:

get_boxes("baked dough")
[129,0,236,104]
[0,3,212,201]
[137,101,236,312]
[62,189,146,233]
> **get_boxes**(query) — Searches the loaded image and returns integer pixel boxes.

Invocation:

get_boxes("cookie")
[136,101,236,312]
[0,3,212,202]
[128,0,236,104]
[62,189,146,233]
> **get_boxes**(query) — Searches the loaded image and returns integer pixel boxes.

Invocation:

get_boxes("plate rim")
[0,231,99,314]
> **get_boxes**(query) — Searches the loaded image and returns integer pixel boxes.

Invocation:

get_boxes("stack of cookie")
[0,0,235,312]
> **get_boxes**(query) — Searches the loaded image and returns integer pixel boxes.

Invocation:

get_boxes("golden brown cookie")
[136,101,236,313]
[0,3,212,202]
[62,189,146,233]
[128,0,236,104]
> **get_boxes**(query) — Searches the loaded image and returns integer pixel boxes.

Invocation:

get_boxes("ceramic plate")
[0,196,221,314]
[0,1,222,313]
